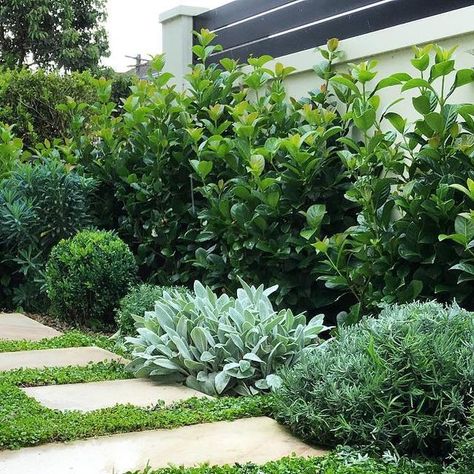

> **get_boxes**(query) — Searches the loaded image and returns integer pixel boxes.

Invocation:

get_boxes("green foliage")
[116,284,191,338]
[274,302,474,458]
[45,230,137,324]
[69,36,474,320]
[0,122,23,178]
[0,68,97,146]
[126,453,445,474]
[0,330,115,353]
[0,383,270,449]
[0,0,109,71]
[71,36,354,317]
[312,44,474,318]
[3,35,474,320]
[0,361,130,387]
[0,160,95,310]
[127,280,326,396]
[187,38,353,312]
[0,68,133,147]
[452,408,474,473]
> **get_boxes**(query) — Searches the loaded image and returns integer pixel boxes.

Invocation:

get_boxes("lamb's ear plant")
[126,280,327,396]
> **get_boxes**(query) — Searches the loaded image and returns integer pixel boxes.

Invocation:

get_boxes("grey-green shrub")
[274,301,474,458]
[0,159,95,310]
[126,280,327,396]
[46,230,137,324]
[116,284,191,337]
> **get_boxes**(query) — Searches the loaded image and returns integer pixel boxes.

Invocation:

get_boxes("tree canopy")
[0,0,110,71]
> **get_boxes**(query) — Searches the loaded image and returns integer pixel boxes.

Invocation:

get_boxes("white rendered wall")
[275,7,474,118]
[160,6,474,107]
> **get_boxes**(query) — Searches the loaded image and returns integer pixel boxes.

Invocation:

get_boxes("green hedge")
[4,37,474,321]
[0,67,132,146]
[68,35,474,321]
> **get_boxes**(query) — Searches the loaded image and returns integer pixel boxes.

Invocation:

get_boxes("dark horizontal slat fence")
[193,0,474,63]
[193,0,298,31]
[212,0,380,52]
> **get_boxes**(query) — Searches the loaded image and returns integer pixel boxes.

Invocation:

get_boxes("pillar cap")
[159,5,209,23]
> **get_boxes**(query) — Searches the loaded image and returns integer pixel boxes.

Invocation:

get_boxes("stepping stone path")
[23,378,211,412]
[0,417,325,474]
[0,346,125,371]
[0,312,62,341]
[0,313,326,473]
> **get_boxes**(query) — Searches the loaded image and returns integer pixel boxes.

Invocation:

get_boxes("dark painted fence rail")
[193,0,474,63]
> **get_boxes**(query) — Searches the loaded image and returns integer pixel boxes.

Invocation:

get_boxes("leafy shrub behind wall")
[0,68,132,147]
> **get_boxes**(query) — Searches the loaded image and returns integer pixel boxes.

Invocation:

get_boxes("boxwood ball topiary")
[273,301,474,458]
[46,230,137,324]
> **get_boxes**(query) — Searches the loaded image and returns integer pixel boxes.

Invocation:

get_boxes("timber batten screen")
[193,0,474,63]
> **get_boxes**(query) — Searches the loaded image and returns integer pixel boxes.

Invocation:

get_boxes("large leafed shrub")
[126,280,327,396]
[46,230,137,324]
[70,36,355,318]
[312,44,474,319]
[67,35,474,322]
[274,302,474,458]
[4,35,474,322]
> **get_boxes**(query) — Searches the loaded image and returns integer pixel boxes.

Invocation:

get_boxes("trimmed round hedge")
[116,284,191,337]
[46,230,137,324]
[274,302,474,458]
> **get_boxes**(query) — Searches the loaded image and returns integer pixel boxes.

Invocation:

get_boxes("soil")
[25,313,116,336]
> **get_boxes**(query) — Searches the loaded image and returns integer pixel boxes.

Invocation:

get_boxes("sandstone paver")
[0,417,327,474]
[23,378,210,411]
[0,346,125,372]
[0,313,61,341]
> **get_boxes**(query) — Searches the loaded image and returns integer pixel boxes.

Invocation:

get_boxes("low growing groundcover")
[0,361,131,386]
[0,330,117,353]
[0,340,464,473]
[126,453,447,474]
[0,372,271,449]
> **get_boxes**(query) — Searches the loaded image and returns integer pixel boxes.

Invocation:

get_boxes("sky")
[104,0,235,72]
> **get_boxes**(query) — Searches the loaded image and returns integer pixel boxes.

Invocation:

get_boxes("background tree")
[0,0,109,71]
